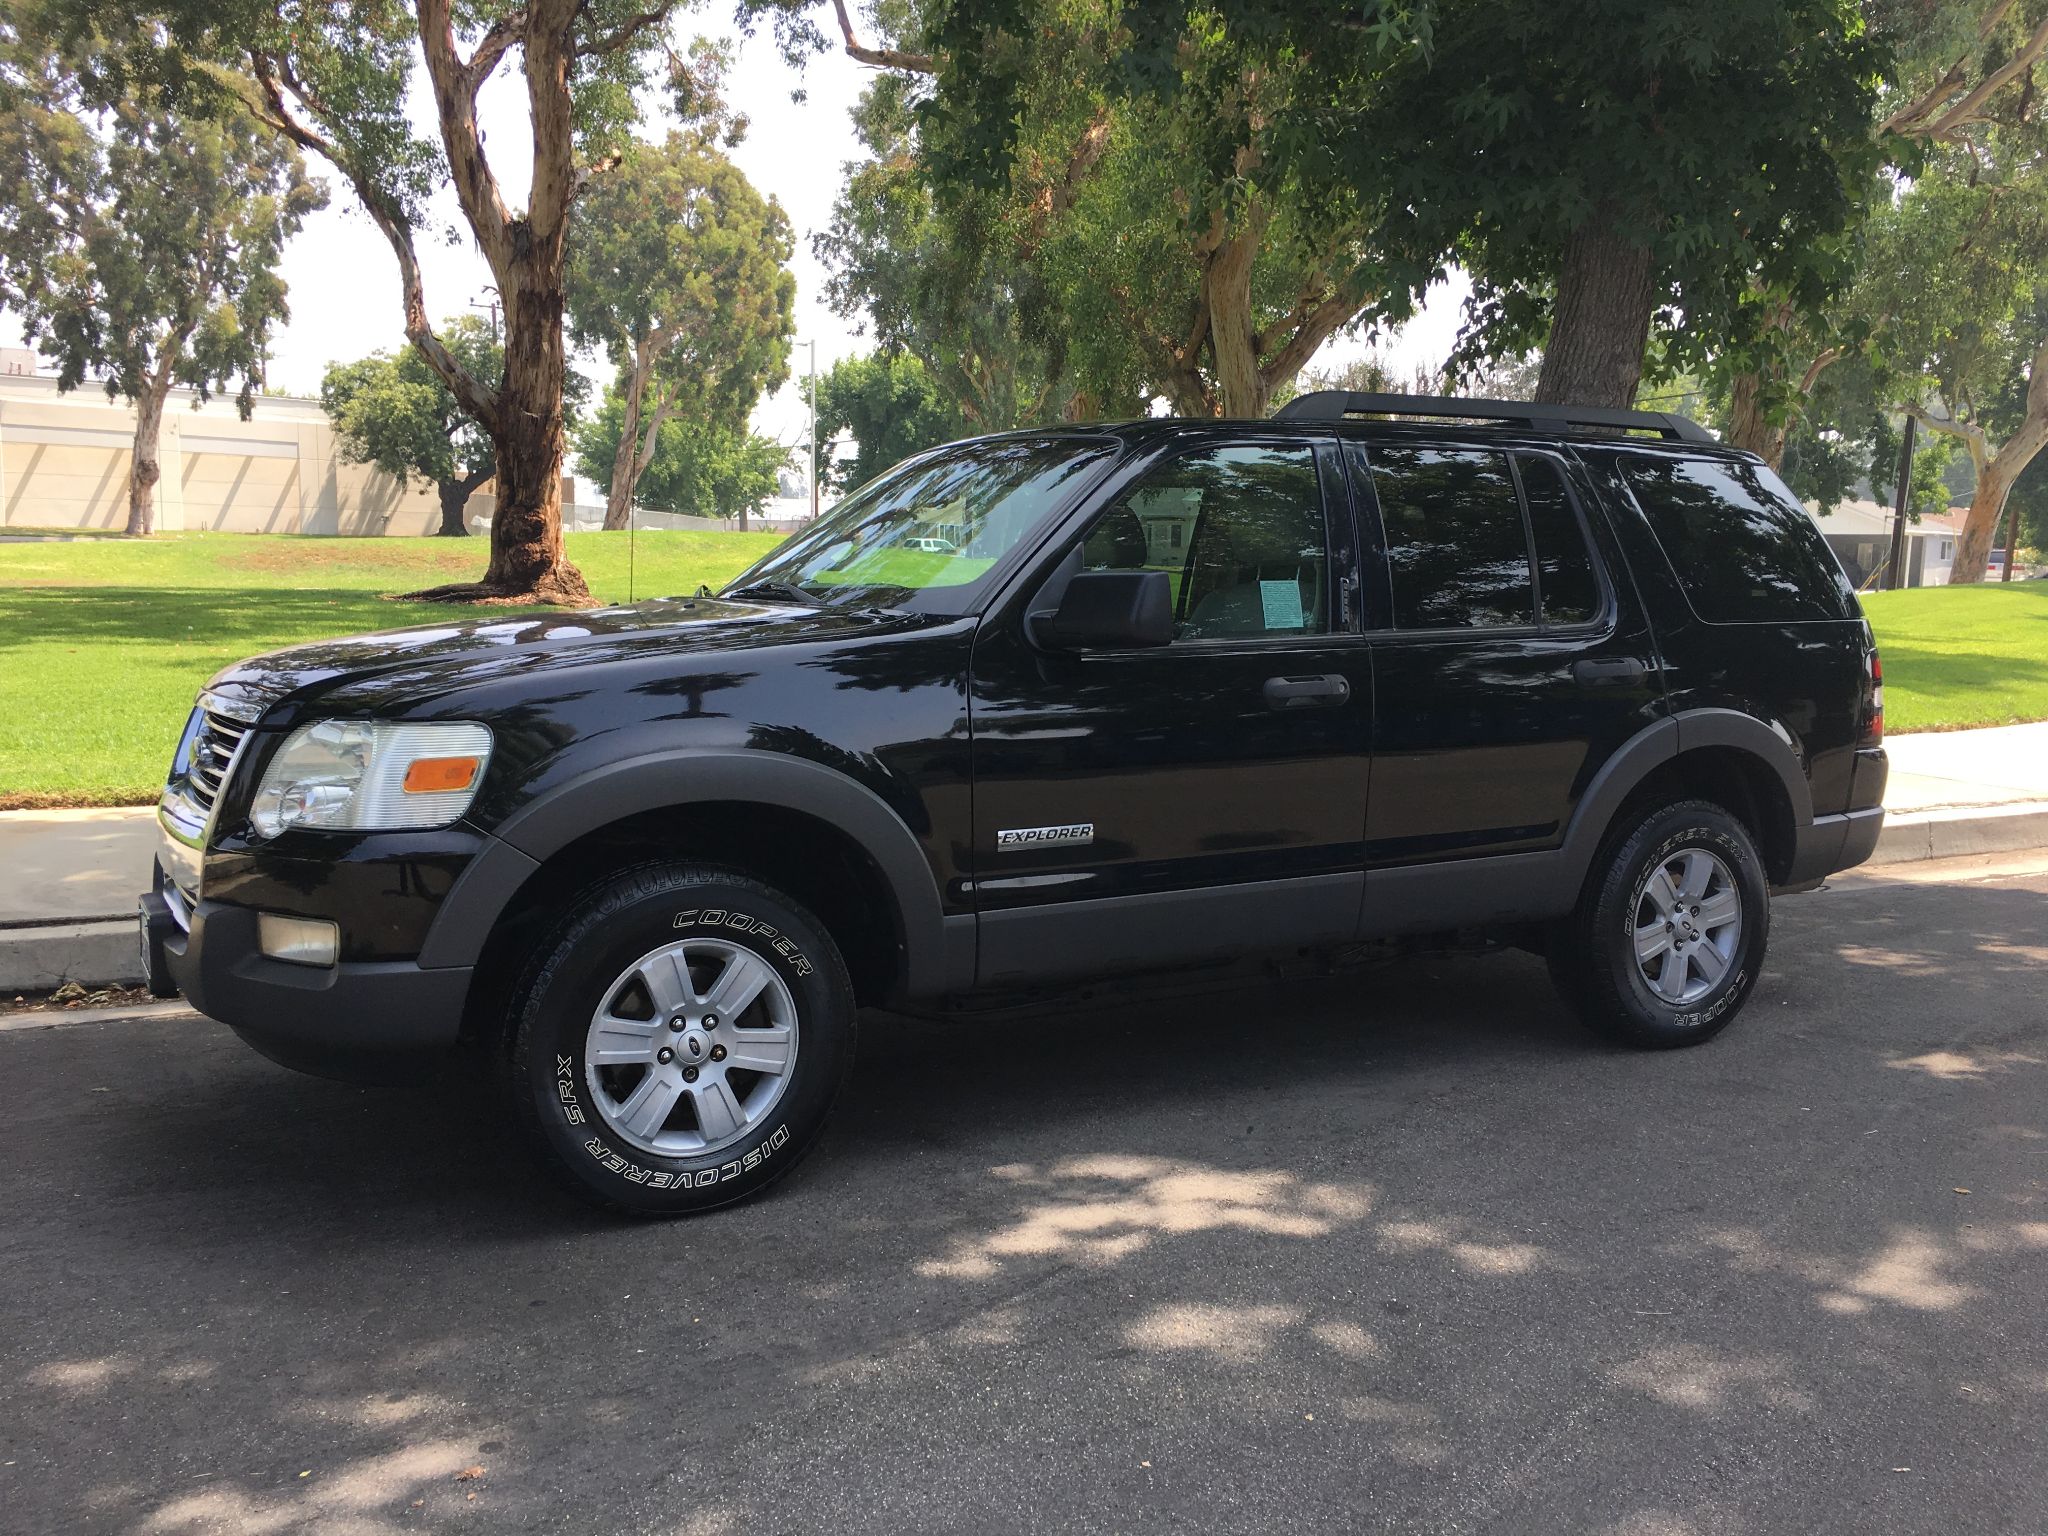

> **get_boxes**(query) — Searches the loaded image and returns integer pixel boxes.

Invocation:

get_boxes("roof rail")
[1274,390,1716,445]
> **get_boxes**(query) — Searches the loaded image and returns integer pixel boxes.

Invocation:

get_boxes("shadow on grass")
[0,585,519,653]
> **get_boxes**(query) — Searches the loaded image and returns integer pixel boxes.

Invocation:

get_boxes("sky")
[6,15,1469,490]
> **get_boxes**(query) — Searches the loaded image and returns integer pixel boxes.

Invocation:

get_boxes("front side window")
[1078,442,1330,641]
[1371,447,1534,629]
[727,436,1116,614]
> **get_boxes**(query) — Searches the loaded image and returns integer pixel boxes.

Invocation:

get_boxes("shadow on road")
[3,868,2046,1534]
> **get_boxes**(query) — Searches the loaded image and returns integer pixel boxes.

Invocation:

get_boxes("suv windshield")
[725,436,1117,614]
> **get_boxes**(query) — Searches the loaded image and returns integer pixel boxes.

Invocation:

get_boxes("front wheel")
[505,863,856,1214]
[1551,799,1769,1049]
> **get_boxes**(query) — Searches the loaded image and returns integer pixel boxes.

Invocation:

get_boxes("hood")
[204,596,918,719]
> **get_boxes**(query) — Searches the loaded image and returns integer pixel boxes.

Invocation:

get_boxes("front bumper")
[142,871,470,1080]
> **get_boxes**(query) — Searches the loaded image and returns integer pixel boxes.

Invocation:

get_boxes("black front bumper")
[142,879,471,1080]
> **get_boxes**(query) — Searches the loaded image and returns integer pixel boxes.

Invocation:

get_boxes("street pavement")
[2,853,2046,1535]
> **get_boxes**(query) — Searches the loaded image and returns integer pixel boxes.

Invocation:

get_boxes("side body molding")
[1359,709,1814,937]
[416,749,969,998]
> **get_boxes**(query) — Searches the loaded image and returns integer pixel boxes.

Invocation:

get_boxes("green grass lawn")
[1,532,2043,807]
[0,528,782,808]
[1858,582,2048,734]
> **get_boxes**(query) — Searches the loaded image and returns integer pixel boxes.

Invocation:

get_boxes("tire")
[1553,798,1769,1049]
[505,862,856,1215]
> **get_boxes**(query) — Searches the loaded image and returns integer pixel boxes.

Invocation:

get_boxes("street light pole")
[807,339,819,523]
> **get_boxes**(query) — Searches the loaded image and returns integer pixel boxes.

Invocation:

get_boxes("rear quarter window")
[1620,455,1858,623]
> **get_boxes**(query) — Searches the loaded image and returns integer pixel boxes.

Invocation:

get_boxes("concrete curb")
[0,1000,199,1033]
[3,802,2044,990]
[0,917,141,993]
[1867,801,2048,866]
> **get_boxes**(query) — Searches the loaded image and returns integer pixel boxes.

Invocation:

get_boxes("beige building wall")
[0,373,452,535]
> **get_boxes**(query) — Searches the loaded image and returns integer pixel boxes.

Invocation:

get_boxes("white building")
[0,367,469,536]
[1804,498,1961,590]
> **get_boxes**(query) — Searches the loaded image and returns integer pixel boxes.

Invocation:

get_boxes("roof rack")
[1274,390,1716,445]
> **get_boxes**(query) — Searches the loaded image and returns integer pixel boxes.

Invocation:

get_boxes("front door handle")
[1572,657,1648,687]
[1264,673,1351,710]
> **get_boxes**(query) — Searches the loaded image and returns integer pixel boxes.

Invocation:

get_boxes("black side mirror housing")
[1031,569,1174,650]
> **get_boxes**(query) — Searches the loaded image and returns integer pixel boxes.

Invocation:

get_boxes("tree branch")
[1884,2,2048,141]
[1261,280,1372,391]
[417,0,515,273]
[574,4,673,59]
[832,0,935,72]
[248,54,502,433]
[467,10,526,93]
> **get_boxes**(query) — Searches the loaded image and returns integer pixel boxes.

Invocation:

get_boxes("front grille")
[184,706,249,813]
[160,688,266,837]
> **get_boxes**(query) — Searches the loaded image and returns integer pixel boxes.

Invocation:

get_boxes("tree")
[90,0,711,602]
[573,381,789,528]
[567,85,797,531]
[816,72,1098,429]
[812,351,965,492]
[1364,0,1885,410]
[1711,0,2048,465]
[0,18,323,535]
[812,1,1431,418]
[319,314,502,537]
[1863,135,2047,583]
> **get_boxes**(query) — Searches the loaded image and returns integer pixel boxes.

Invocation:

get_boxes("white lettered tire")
[506,863,855,1214]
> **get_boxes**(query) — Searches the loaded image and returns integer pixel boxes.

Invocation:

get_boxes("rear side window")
[1370,447,1534,628]
[1621,455,1857,622]
[1518,456,1601,625]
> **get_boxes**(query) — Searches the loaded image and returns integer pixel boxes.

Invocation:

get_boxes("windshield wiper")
[724,579,823,607]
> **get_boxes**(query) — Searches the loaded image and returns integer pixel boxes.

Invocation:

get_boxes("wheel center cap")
[678,1029,710,1063]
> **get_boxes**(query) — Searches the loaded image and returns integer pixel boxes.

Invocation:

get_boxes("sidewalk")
[5,721,2046,989]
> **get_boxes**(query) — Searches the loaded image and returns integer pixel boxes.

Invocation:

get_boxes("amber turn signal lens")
[402,755,481,794]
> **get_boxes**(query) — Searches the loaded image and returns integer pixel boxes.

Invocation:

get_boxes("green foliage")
[567,113,796,431]
[1369,0,1885,386]
[573,385,790,520]
[320,314,501,496]
[0,13,325,416]
[812,352,967,492]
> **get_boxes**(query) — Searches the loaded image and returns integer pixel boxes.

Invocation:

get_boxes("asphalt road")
[4,855,2047,1536]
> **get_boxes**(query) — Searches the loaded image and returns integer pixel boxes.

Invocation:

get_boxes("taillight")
[1863,645,1884,746]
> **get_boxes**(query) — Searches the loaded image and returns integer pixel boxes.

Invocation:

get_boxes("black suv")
[139,392,1887,1213]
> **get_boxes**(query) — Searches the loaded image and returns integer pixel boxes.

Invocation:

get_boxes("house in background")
[1803,497,1962,590]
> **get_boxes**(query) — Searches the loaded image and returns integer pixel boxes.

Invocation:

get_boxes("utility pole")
[1885,413,1915,590]
[470,286,502,344]
[807,339,819,523]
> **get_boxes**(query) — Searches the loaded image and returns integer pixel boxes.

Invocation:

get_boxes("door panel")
[1348,439,1665,921]
[968,437,1372,985]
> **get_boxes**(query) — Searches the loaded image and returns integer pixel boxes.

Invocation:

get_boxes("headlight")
[249,720,493,839]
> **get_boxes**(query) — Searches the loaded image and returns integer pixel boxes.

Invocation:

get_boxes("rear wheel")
[505,863,855,1214]
[1552,799,1769,1049]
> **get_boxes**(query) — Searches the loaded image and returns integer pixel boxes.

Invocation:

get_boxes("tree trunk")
[435,466,491,536]
[1205,230,1268,418]
[403,270,592,604]
[1951,456,2016,585]
[604,341,654,532]
[1723,370,1788,466]
[1536,208,1657,409]
[125,383,170,537]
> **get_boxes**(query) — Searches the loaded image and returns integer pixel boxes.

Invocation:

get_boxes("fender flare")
[1555,708,1812,889]
[416,749,964,996]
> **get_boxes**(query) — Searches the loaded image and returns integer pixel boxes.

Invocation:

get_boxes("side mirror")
[1031,569,1174,650]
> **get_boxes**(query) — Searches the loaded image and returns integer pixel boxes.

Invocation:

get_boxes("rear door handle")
[1571,657,1647,687]
[1264,673,1351,710]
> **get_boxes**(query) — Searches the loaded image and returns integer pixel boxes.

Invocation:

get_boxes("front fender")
[415,748,969,997]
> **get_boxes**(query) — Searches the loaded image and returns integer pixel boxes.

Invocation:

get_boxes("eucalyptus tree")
[811,351,966,491]
[68,0,724,602]
[0,20,322,535]
[567,80,796,531]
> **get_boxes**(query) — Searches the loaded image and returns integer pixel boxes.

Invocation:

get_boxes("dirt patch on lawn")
[0,789,157,811]
[218,544,478,575]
